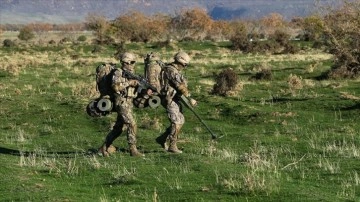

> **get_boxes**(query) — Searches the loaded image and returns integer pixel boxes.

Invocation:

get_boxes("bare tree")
[85,13,111,44]
[319,0,360,78]
[207,20,232,41]
[169,8,213,41]
[18,26,35,41]
[112,11,169,43]
[260,13,286,38]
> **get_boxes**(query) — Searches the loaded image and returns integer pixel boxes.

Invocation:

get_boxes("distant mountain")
[0,0,338,24]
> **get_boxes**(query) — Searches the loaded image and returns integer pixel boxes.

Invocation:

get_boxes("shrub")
[282,43,300,54]
[77,35,87,42]
[85,13,112,45]
[249,40,279,54]
[229,22,249,52]
[250,67,273,81]
[321,1,360,78]
[112,11,168,43]
[59,37,71,44]
[270,29,290,46]
[212,68,239,96]
[327,64,359,79]
[169,8,212,41]
[3,39,15,47]
[302,15,325,42]
[93,35,114,45]
[288,74,303,90]
[18,26,35,41]
[48,40,56,45]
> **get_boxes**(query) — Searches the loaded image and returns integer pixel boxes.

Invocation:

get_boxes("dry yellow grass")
[198,49,332,67]
[0,49,117,76]
[0,31,94,44]
[340,92,360,100]
[287,74,303,90]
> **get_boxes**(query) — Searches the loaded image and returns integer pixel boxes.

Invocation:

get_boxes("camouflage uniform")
[145,52,162,91]
[133,52,163,108]
[99,52,144,157]
[156,51,196,153]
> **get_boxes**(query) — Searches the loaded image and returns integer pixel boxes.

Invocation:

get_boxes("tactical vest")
[111,68,137,98]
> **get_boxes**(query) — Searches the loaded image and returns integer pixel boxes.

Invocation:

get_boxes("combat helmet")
[174,51,190,67]
[120,52,136,64]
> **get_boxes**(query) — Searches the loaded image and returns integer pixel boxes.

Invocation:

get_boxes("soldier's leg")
[168,123,183,153]
[126,122,144,157]
[106,118,124,147]
[155,101,171,149]
[164,101,185,153]
[122,100,144,157]
[99,114,124,157]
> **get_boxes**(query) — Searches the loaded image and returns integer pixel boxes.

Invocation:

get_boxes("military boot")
[98,144,117,157]
[167,124,182,154]
[168,140,182,153]
[98,143,110,157]
[129,144,145,157]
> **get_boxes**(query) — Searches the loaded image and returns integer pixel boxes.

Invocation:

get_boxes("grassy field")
[1,33,360,201]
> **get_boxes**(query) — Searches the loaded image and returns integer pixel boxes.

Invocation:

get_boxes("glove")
[178,83,189,97]
[146,89,153,95]
[129,79,138,87]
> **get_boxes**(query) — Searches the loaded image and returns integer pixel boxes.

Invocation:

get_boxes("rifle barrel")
[123,69,158,92]
[180,95,217,139]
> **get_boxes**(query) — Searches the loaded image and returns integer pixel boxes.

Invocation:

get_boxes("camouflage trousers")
[157,98,184,148]
[104,97,137,147]
[163,99,185,125]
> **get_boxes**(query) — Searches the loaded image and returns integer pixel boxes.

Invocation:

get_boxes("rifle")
[122,69,158,93]
[122,69,161,108]
[180,95,217,139]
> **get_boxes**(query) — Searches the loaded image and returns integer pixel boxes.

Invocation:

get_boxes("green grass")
[1,39,360,201]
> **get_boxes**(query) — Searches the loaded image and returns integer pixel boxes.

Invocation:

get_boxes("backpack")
[95,63,117,96]
[131,53,166,109]
[144,52,166,92]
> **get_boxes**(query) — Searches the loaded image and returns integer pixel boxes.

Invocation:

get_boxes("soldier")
[156,51,197,153]
[98,52,145,157]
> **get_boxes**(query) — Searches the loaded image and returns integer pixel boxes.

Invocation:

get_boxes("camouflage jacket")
[111,68,137,99]
[161,63,190,98]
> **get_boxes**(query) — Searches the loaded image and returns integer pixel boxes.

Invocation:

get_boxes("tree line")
[2,0,360,78]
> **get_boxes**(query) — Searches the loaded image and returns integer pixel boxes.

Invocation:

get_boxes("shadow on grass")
[265,97,310,103]
[81,146,168,157]
[0,146,170,158]
[0,146,95,158]
[272,67,303,72]
[340,103,360,111]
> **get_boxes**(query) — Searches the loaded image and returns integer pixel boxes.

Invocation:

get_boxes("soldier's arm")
[170,68,197,106]
[169,69,190,97]
[111,70,133,93]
